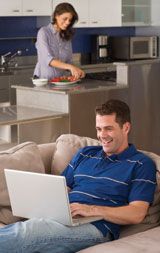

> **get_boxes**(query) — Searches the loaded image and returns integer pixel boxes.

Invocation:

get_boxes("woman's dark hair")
[52,2,78,40]
[95,99,131,127]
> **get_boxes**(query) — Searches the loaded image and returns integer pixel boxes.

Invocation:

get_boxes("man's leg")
[0,218,111,253]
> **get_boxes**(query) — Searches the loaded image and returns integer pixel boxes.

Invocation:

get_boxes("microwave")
[108,36,158,60]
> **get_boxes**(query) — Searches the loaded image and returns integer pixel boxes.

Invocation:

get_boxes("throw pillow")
[120,150,160,238]
[51,134,100,175]
[0,141,45,224]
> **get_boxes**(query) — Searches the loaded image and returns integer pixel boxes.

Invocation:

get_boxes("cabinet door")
[23,0,52,16]
[10,68,34,105]
[0,76,10,103]
[0,0,22,16]
[89,0,122,27]
[52,0,89,27]
[122,0,151,26]
[151,0,160,26]
[68,0,89,27]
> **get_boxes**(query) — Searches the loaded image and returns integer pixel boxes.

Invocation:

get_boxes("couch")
[0,134,160,252]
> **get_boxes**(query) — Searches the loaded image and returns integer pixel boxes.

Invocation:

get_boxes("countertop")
[1,58,159,77]
[12,78,127,95]
[114,58,160,66]
[0,105,67,125]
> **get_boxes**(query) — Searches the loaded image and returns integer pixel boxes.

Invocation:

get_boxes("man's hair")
[95,99,131,127]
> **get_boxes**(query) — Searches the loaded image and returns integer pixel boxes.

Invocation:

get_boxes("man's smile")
[101,137,113,145]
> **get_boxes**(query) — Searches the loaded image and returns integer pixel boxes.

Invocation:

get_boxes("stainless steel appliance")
[91,35,108,63]
[108,36,158,60]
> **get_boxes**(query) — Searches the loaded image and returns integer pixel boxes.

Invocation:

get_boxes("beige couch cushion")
[51,134,100,175]
[0,141,45,224]
[38,142,56,174]
[78,226,160,253]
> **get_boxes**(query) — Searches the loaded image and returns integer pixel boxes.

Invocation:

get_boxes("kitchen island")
[12,78,128,142]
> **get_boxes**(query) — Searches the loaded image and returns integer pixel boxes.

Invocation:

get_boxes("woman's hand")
[68,65,85,79]
[50,59,85,79]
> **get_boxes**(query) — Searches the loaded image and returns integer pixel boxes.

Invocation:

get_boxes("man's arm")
[70,201,149,225]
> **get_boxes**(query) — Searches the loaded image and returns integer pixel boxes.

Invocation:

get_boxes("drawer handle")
[12,10,20,12]
[26,9,34,12]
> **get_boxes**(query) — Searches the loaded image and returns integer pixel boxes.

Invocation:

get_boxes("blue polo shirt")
[62,144,156,240]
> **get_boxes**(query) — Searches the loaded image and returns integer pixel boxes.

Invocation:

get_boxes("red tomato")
[50,75,78,83]
[50,77,61,82]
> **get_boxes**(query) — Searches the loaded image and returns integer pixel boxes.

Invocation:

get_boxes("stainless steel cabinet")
[128,61,160,154]
[69,88,128,138]
[0,75,10,103]
[10,68,34,104]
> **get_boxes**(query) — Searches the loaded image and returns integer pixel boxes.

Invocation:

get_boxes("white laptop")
[5,169,102,226]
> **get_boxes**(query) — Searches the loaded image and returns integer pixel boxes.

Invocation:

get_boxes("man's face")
[96,113,130,156]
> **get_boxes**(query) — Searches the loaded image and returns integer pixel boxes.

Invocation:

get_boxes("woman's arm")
[49,59,85,79]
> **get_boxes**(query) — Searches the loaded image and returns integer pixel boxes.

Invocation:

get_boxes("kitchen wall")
[1,16,160,57]
[0,16,135,56]
[0,17,37,56]
[135,26,160,37]
[72,26,135,53]
[135,26,160,52]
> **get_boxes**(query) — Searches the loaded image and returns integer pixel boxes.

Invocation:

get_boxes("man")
[0,99,156,253]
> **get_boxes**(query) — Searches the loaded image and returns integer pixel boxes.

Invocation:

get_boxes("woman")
[34,2,85,80]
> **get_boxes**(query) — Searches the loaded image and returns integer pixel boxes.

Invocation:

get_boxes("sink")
[9,65,35,70]
[0,64,35,75]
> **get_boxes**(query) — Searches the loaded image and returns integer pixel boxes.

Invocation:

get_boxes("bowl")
[32,78,48,86]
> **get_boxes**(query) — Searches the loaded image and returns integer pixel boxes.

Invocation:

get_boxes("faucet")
[0,50,22,72]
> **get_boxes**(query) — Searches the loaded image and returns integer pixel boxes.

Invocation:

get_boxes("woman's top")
[34,23,73,80]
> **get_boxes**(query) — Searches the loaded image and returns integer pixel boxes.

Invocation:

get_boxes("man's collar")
[101,144,137,161]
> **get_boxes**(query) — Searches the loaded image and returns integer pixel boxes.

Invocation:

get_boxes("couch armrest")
[38,143,56,174]
[77,226,160,253]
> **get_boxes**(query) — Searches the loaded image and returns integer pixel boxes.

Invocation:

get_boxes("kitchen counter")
[0,105,67,126]
[12,78,128,140]
[114,58,160,66]
[0,105,68,145]
[12,78,126,95]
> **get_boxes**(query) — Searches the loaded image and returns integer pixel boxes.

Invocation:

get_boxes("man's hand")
[70,201,150,225]
[70,203,96,217]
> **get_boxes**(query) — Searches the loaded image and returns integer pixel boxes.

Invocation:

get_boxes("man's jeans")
[0,218,111,253]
